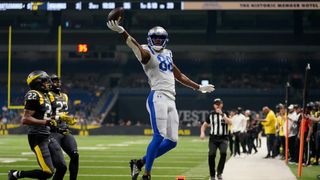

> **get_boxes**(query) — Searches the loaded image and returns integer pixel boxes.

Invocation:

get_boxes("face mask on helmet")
[50,74,61,92]
[41,78,52,92]
[147,26,169,52]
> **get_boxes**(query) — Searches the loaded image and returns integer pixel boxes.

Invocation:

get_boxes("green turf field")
[289,164,320,180]
[0,135,221,180]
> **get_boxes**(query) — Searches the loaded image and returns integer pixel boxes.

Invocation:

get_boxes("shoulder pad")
[161,48,171,55]
[168,50,173,58]
[62,93,69,102]
[141,44,149,51]
[25,90,44,105]
[25,90,41,101]
[48,92,55,102]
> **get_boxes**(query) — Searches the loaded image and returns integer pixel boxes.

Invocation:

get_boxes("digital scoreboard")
[0,2,180,11]
[0,1,319,11]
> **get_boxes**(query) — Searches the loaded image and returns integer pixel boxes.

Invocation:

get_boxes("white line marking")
[21,152,33,155]
[0,159,201,164]
[78,147,110,150]
[0,173,206,178]
[0,158,28,163]
[107,144,129,147]
[0,165,190,169]
[16,154,205,159]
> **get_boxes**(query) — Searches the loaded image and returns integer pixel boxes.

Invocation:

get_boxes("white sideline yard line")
[16,154,204,159]
[75,154,205,159]
[0,149,208,154]
[0,165,190,169]
[0,153,206,158]
[0,173,206,178]
[0,151,207,157]
[0,159,201,164]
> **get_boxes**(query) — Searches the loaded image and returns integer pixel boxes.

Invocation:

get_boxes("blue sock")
[145,134,164,172]
[143,139,177,163]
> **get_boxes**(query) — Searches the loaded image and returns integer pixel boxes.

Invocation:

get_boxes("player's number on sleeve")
[157,55,173,72]
[27,92,38,100]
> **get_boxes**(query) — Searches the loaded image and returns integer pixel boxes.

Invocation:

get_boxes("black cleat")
[141,174,151,180]
[8,170,18,180]
[264,155,271,159]
[130,159,141,180]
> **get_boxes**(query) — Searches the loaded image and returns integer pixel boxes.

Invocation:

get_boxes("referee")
[201,98,232,180]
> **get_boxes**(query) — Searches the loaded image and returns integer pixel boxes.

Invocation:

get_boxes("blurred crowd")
[226,101,320,167]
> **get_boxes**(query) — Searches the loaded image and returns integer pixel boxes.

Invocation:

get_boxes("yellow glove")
[58,113,77,125]
[58,128,71,135]
[46,120,57,127]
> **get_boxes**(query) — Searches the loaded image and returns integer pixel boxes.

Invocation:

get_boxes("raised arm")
[107,20,150,64]
[173,64,215,93]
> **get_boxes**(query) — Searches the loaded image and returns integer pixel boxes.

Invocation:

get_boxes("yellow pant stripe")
[34,145,52,173]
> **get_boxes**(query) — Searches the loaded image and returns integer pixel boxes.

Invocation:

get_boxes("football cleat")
[130,159,141,180]
[8,170,18,180]
[141,174,151,180]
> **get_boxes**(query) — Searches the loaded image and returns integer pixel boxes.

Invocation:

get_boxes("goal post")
[7,25,62,109]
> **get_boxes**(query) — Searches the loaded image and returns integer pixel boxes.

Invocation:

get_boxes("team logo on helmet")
[26,70,51,92]
[147,26,169,52]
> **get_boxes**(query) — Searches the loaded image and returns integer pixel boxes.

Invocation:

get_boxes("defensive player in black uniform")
[49,74,79,180]
[8,70,67,180]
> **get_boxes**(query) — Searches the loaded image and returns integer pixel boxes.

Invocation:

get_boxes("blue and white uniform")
[141,45,179,142]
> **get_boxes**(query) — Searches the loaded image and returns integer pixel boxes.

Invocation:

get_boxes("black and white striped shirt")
[206,111,229,136]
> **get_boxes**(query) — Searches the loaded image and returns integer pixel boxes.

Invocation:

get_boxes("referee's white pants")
[146,90,179,142]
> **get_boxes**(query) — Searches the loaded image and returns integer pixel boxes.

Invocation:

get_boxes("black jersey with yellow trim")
[48,91,69,128]
[24,90,52,135]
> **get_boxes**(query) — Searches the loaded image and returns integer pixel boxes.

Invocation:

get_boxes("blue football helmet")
[147,26,169,52]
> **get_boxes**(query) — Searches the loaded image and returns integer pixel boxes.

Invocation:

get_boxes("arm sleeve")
[205,113,211,124]
[24,100,39,111]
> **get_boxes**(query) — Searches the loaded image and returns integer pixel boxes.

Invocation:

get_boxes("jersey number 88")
[157,55,173,72]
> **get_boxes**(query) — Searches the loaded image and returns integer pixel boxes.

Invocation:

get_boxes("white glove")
[198,84,215,93]
[107,20,125,33]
